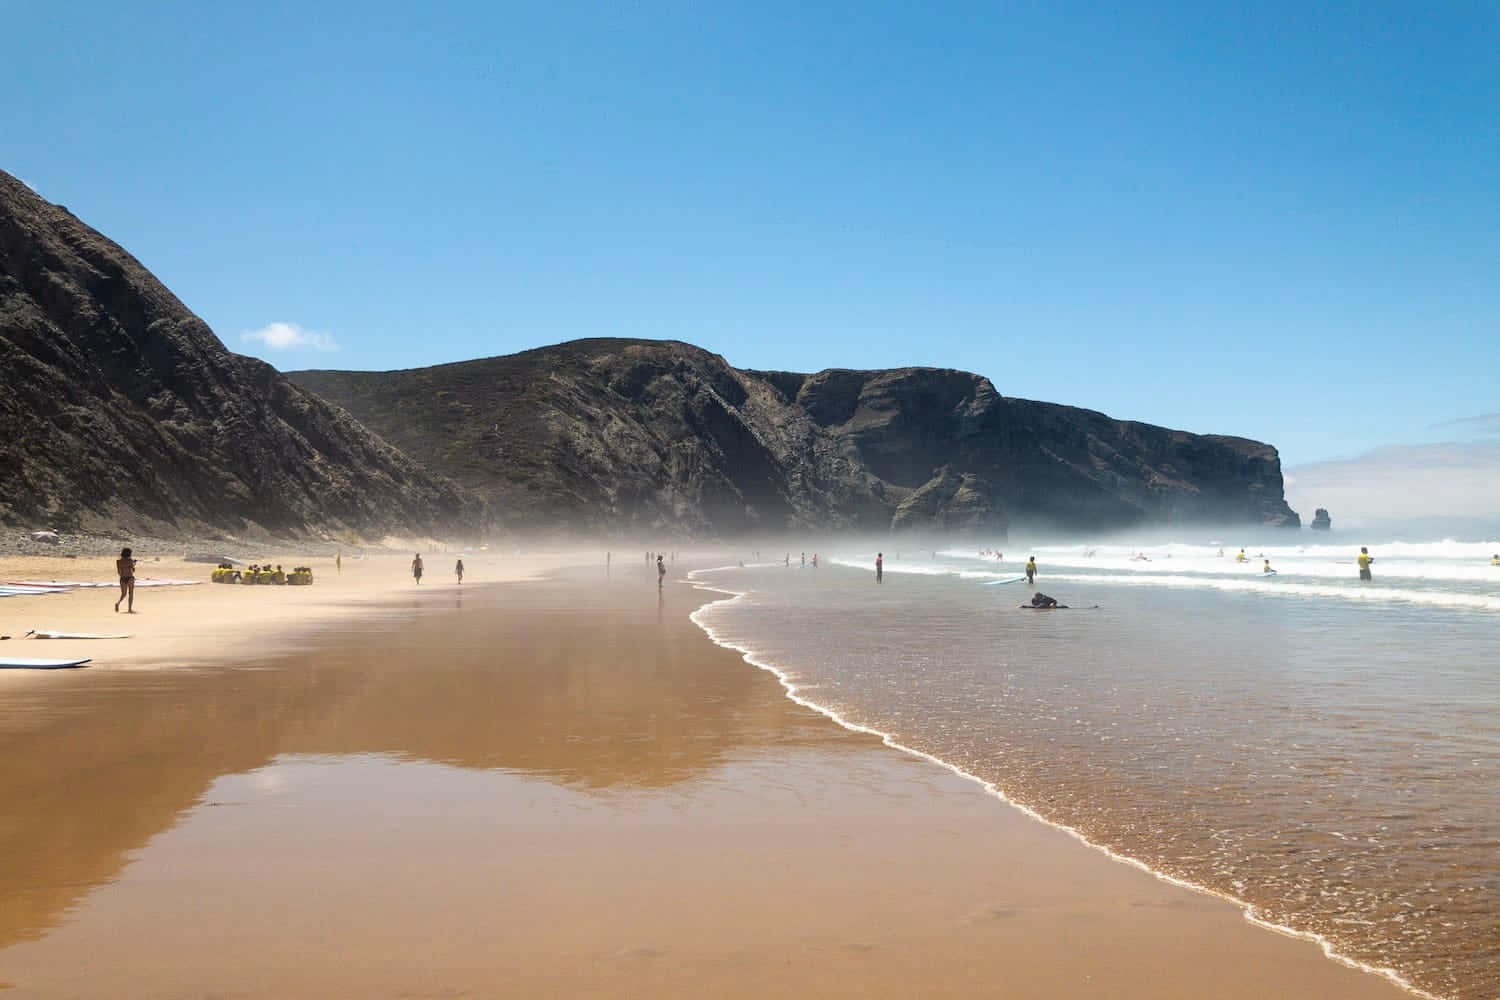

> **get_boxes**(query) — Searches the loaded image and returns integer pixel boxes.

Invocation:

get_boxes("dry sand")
[0,559,1410,998]
[0,548,590,671]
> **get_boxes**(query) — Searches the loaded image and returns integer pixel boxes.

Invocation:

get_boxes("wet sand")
[0,565,1410,998]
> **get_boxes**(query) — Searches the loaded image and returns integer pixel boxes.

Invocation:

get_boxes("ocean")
[690,537,1500,1000]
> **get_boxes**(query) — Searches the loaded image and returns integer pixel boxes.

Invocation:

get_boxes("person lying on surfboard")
[1030,592,1060,609]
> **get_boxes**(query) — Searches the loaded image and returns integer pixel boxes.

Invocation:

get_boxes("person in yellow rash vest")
[1358,547,1374,581]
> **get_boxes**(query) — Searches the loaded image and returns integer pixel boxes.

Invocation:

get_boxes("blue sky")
[3,1,1496,469]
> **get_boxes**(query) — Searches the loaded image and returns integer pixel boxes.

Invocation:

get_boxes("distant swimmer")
[1131,552,1151,562]
[657,554,667,588]
[1025,556,1037,585]
[412,553,424,584]
[455,558,464,584]
[1358,547,1374,581]
[876,552,884,583]
[1492,553,1499,566]
[1235,549,1247,563]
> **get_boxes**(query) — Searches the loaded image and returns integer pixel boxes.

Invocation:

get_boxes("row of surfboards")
[2,579,199,668]
[1,630,128,669]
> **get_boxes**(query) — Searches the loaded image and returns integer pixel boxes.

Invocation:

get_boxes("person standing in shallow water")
[1025,556,1037,585]
[656,554,666,589]
[1358,547,1374,581]
[114,546,136,613]
[412,553,424,584]
[455,558,464,585]
[875,552,883,583]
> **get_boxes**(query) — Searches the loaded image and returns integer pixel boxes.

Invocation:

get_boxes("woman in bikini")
[115,546,136,613]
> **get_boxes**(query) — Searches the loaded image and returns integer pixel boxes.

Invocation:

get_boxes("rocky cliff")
[0,170,481,538]
[292,340,1300,536]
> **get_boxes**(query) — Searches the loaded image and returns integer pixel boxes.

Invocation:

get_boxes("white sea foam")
[1034,573,1500,612]
[683,566,1442,1000]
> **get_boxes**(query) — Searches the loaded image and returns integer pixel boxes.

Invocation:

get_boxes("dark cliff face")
[0,171,481,538]
[292,340,1300,537]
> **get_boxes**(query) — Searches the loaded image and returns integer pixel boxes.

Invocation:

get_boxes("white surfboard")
[25,631,129,639]
[983,576,1029,585]
[7,580,105,588]
[0,657,92,669]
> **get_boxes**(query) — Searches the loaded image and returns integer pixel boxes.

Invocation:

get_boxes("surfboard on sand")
[0,585,74,596]
[25,631,129,639]
[983,576,1028,585]
[1019,605,1101,610]
[0,658,91,669]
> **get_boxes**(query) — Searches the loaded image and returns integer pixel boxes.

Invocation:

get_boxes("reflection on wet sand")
[0,575,855,948]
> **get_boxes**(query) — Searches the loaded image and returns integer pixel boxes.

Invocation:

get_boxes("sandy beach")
[0,556,1410,998]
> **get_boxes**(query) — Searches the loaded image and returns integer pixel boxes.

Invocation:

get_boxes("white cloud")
[242,321,339,352]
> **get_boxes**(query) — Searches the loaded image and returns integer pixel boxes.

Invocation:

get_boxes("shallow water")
[693,542,1500,999]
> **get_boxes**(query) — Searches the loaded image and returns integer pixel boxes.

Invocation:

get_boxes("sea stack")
[1311,508,1332,531]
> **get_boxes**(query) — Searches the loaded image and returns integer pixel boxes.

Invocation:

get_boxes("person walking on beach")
[412,553,424,584]
[875,552,884,583]
[114,547,136,613]
[1358,547,1374,581]
[455,558,464,585]
[1025,556,1037,585]
[336,551,342,574]
[656,554,666,589]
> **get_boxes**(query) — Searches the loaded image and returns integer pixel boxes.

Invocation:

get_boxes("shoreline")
[686,564,1435,1000]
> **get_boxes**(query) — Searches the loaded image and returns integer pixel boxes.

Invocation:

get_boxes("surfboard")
[1019,605,1100,610]
[0,658,91,669]
[7,580,105,588]
[25,631,129,639]
[983,576,1028,585]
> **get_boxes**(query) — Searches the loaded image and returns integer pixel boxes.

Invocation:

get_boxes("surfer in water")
[412,553,424,584]
[1263,559,1274,574]
[1358,547,1374,581]
[876,552,883,583]
[1029,592,1060,609]
[1025,556,1037,585]
[114,546,136,613]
